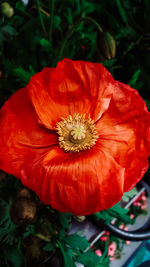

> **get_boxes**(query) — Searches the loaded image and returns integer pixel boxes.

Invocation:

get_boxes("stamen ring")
[56,113,99,152]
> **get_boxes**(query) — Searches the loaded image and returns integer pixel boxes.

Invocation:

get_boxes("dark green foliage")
[61,233,110,266]
[77,244,109,267]
[58,212,72,230]
[122,187,138,202]
[77,250,103,267]
[64,234,89,251]
[0,199,17,244]
[0,0,150,105]
[0,175,110,266]
[13,65,35,86]
[94,202,132,224]
[2,246,24,267]
[57,240,76,267]
[43,242,55,251]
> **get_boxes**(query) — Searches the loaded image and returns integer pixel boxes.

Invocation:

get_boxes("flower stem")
[83,16,103,32]
[58,27,76,61]
[56,240,66,258]
[58,17,103,61]
[36,0,46,35]
[35,233,51,242]
[49,0,55,45]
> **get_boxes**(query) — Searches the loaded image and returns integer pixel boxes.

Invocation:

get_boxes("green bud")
[1,2,14,18]
[98,31,116,60]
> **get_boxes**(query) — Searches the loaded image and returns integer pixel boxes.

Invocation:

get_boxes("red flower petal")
[20,145,124,215]
[27,58,114,129]
[0,59,150,216]
[96,81,150,192]
[0,88,57,178]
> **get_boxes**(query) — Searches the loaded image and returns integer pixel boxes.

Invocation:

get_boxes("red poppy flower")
[0,59,150,215]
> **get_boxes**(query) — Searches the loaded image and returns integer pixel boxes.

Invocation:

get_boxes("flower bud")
[1,2,14,18]
[98,31,116,60]
[17,187,33,199]
[10,198,37,224]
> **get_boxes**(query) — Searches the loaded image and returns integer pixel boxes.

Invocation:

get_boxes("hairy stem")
[49,0,55,45]
[36,0,46,35]
[58,17,103,61]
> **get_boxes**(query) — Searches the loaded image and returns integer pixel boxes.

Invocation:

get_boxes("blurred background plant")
[0,0,150,108]
[0,0,150,266]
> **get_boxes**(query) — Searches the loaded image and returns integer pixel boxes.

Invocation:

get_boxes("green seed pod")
[1,2,14,18]
[98,31,116,60]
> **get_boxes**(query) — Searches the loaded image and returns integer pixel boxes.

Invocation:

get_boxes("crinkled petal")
[1,60,150,216]
[96,81,150,192]
[20,145,125,215]
[27,58,114,129]
[0,88,58,178]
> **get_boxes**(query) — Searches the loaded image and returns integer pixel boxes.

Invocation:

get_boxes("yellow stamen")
[56,113,99,152]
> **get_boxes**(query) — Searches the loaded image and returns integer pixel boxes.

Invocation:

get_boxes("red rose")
[0,59,150,215]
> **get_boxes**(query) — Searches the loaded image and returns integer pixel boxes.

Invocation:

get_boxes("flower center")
[69,123,86,143]
[56,113,99,152]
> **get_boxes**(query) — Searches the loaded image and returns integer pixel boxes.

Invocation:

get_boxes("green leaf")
[59,228,66,241]
[1,25,18,39]
[77,250,101,267]
[53,16,62,31]
[58,212,72,230]
[102,59,116,68]
[122,195,129,202]
[115,26,137,40]
[3,246,24,267]
[0,199,17,244]
[107,203,132,224]
[64,234,89,251]
[114,0,128,24]
[128,69,141,88]
[43,242,55,251]
[122,187,138,202]
[81,1,95,16]
[15,1,26,12]
[94,210,113,224]
[77,245,109,267]
[65,8,73,24]
[57,241,76,267]
[97,245,109,266]
[13,65,35,86]
[94,202,132,224]
[95,262,110,267]
[40,38,51,52]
